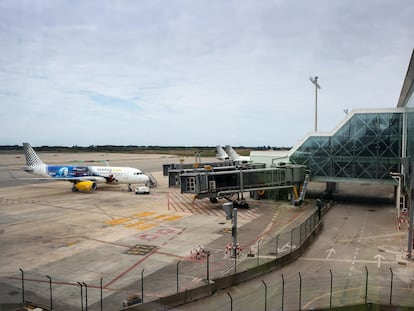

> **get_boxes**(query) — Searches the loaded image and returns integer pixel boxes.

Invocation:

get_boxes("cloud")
[0,0,413,146]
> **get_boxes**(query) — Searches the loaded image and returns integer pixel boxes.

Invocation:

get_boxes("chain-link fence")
[210,267,414,310]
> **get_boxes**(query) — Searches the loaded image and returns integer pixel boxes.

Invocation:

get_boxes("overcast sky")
[0,0,413,147]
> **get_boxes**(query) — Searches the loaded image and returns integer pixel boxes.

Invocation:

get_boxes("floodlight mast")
[310,76,321,132]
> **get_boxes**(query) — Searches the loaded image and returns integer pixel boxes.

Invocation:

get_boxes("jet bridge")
[180,165,307,205]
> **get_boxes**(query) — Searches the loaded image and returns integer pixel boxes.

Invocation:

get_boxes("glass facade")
[289,111,403,183]
[407,110,414,159]
[400,50,414,160]
[286,51,414,186]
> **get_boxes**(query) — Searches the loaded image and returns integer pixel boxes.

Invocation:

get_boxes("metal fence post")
[176,261,180,293]
[365,266,368,304]
[141,269,145,303]
[100,278,103,311]
[257,239,262,266]
[19,268,24,304]
[275,234,279,258]
[262,280,267,311]
[83,282,88,311]
[281,274,285,311]
[329,269,333,308]
[298,272,302,310]
[390,267,393,305]
[311,213,314,232]
[46,275,53,310]
[77,282,84,311]
[227,292,233,311]
[305,219,308,239]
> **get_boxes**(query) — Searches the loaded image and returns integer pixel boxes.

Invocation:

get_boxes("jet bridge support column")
[223,203,238,258]
[326,182,336,193]
[232,208,238,258]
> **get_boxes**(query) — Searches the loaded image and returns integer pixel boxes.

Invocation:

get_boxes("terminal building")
[249,50,414,206]
[175,50,414,210]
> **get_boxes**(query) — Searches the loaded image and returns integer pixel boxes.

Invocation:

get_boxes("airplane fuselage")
[88,166,148,184]
[26,164,149,185]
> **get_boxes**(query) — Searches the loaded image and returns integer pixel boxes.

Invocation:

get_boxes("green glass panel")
[290,112,403,181]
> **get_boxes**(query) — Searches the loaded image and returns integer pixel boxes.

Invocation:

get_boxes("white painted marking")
[326,247,336,259]
[374,254,385,268]
[278,242,291,253]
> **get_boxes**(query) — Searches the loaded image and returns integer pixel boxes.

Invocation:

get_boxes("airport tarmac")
[0,151,316,310]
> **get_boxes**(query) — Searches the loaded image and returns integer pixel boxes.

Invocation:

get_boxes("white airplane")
[224,145,250,162]
[22,143,150,192]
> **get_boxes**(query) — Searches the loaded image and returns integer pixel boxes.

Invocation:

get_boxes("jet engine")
[72,181,97,192]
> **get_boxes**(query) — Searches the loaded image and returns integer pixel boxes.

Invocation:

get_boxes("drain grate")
[126,245,156,255]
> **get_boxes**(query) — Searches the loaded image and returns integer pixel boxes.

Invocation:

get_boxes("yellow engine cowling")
[74,181,97,192]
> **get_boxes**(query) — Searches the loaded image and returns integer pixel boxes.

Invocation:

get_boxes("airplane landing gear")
[128,184,132,192]
[209,197,218,203]
[234,199,249,209]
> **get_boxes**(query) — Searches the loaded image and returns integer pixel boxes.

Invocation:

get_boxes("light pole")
[309,76,321,132]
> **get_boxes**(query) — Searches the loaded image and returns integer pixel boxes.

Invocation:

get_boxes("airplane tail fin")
[216,145,229,160]
[224,145,240,161]
[23,143,45,167]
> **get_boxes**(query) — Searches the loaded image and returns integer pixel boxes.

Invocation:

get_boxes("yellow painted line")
[66,241,77,247]
[152,214,170,220]
[124,221,146,228]
[161,215,183,222]
[105,211,184,230]
[105,217,132,226]
[133,223,158,231]
[133,211,156,218]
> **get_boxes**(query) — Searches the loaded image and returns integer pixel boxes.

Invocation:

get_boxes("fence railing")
[208,267,414,310]
[9,201,414,310]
